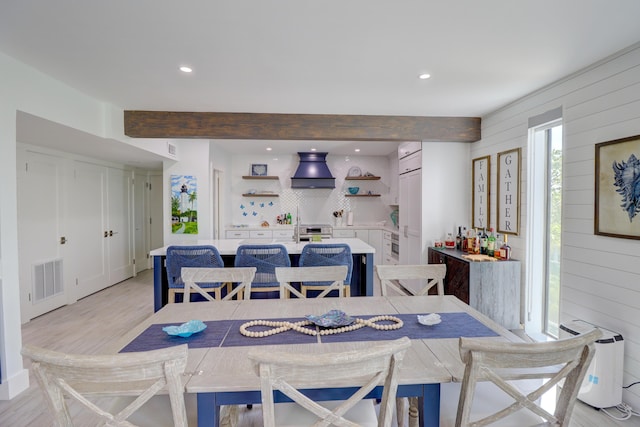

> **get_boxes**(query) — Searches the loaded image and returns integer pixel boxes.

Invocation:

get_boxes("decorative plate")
[163,320,207,337]
[306,310,354,328]
[417,313,441,326]
[347,166,362,177]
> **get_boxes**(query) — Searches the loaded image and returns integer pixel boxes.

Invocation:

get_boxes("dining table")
[110,295,521,427]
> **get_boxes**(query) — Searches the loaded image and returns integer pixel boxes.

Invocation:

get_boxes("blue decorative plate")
[162,320,207,337]
[306,310,354,328]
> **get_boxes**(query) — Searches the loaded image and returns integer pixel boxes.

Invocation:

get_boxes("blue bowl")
[348,187,360,195]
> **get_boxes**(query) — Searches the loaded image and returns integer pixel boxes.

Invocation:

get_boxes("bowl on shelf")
[348,187,360,195]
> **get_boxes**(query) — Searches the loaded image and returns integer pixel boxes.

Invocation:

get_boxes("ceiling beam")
[124,111,481,142]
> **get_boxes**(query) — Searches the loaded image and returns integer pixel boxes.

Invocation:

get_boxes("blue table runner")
[120,312,498,353]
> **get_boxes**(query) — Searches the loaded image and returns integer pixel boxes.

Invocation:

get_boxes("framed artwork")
[170,175,198,234]
[472,155,490,229]
[497,148,520,235]
[595,134,640,239]
[251,163,268,176]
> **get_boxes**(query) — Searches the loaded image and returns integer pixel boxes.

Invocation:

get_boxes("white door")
[399,168,422,264]
[17,150,70,321]
[148,173,164,259]
[73,161,109,298]
[107,168,134,284]
[133,172,146,274]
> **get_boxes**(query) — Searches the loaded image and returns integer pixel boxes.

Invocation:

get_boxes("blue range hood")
[291,152,336,189]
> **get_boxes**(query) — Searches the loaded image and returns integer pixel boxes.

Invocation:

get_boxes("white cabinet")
[226,230,250,239]
[398,141,422,159]
[382,231,399,265]
[249,230,272,239]
[273,229,294,240]
[399,154,423,266]
[333,229,356,238]
[351,229,383,294]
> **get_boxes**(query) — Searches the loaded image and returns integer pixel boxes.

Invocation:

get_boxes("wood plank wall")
[471,43,640,408]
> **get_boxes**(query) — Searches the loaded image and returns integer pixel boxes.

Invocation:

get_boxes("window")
[526,109,563,338]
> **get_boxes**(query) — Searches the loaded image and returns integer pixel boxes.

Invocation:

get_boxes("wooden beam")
[124,111,481,142]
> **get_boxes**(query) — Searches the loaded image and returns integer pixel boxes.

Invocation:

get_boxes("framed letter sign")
[497,148,520,235]
[595,134,640,239]
[472,156,490,229]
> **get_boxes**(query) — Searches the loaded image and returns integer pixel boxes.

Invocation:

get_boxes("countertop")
[226,224,400,234]
[150,237,375,256]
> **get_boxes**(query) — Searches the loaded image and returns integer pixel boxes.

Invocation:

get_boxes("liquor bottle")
[480,227,488,255]
[500,234,511,260]
[456,226,463,250]
[487,228,496,257]
[473,229,481,254]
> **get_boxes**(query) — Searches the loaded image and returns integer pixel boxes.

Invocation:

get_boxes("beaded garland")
[239,315,404,338]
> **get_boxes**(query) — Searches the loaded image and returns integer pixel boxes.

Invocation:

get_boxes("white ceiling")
[3,0,640,163]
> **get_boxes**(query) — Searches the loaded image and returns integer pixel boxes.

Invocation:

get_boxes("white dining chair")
[22,344,194,427]
[375,263,446,427]
[181,266,257,301]
[375,264,445,297]
[440,328,602,426]
[248,336,411,427]
[275,265,348,298]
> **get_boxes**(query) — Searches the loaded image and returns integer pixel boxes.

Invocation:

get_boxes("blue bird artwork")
[240,204,245,209]
[268,201,274,206]
[259,203,265,208]
[612,153,640,222]
[242,212,248,216]
[250,201,255,206]
[252,211,258,216]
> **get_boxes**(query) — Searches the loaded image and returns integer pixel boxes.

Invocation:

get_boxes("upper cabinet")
[398,141,422,159]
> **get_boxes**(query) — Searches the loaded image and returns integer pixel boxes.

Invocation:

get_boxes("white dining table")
[111,295,519,427]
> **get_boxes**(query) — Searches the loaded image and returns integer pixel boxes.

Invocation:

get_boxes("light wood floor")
[0,268,635,426]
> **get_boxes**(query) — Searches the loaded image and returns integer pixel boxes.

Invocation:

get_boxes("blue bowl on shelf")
[348,187,360,195]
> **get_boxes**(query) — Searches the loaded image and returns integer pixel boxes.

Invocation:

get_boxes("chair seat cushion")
[275,399,378,427]
[440,380,547,427]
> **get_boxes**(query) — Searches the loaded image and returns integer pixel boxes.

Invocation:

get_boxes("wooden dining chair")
[22,344,194,427]
[375,264,445,427]
[275,265,348,298]
[181,266,257,301]
[440,328,602,427]
[166,245,230,303]
[298,243,353,297]
[375,264,445,297]
[248,336,411,427]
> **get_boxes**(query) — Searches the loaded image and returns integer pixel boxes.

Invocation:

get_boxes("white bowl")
[417,313,442,326]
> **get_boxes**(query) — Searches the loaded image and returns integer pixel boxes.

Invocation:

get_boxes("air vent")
[32,259,63,303]
[167,143,177,156]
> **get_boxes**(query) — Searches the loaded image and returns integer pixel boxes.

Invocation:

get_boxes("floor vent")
[32,259,63,303]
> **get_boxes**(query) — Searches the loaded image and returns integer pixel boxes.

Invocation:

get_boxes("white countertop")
[150,237,375,256]
[226,224,399,234]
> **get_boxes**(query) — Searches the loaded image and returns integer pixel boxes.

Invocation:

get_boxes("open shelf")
[242,193,279,197]
[345,194,381,197]
[345,176,381,180]
[242,175,279,180]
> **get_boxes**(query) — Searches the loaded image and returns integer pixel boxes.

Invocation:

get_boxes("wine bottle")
[480,227,488,255]
[500,234,511,260]
[487,228,496,257]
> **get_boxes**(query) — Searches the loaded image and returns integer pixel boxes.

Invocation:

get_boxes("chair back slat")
[249,337,411,427]
[181,267,257,301]
[375,264,445,297]
[276,266,348,298]
[22,344,189,427]
[455,328,602,426]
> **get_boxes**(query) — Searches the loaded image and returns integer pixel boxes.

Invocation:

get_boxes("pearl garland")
[239,315,404,338]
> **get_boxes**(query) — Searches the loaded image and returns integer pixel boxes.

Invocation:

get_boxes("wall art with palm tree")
[171,174,198,234]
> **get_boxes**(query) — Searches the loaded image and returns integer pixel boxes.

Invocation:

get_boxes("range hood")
[291,152,336,189]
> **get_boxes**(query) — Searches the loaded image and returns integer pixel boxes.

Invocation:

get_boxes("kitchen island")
[150,238,375,311]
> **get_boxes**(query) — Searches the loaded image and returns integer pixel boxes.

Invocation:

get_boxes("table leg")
[197,392,218,427]
[418,384,440,427]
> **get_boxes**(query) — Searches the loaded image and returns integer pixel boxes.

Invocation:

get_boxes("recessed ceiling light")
[266,147,272,151]
[179,66,193,73]
[418,73,431,80]
[310,148,317,151]
[354,148,361,152]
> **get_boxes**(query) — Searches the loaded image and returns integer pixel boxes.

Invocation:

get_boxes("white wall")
[473,44,640,408]
[163,139,213,244]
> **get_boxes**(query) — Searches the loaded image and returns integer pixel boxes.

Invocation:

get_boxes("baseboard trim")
[0,368,29,400]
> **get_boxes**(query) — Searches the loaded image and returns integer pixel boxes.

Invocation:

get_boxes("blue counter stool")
[298,243,353,297]
[235,244,290,298]
[165,245,229,303]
